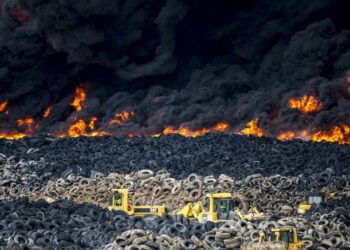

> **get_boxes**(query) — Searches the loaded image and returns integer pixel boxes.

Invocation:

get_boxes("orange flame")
[67,119,86,137]
[17,117,35,132]
[277,131,296,141]
[347,76,350,92]
[43,107,52,118]
[214,122,230,132]
[277,126,350,145]
[155,121,230,138]
[162,126,210,137]
[109,111,136,126]
[277,130,309,141]
[88,117,97,130]
[59,117,110,138]
[310,124,350,144]
[288,95,323,113]
[0,100,8,113]
[70,86,87,112]
[241,119,264,137]
[0,132,27,140]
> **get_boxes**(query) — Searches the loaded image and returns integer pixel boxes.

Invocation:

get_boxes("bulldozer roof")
[205,193,232,198]
[304,192,326,198]
[111,188,128,193]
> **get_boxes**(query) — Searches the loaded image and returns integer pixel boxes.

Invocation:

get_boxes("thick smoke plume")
[1,0,350,142]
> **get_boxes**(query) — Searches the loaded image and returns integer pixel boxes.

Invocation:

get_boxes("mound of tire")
[1,198,349,249]
[0,198,245,249]
[1,163,348,217]
[0,134,349,181]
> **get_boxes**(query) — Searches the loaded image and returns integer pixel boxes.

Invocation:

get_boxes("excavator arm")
[234,207,266,221]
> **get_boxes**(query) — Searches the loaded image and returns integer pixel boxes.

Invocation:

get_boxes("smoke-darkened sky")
[1,0,350,137]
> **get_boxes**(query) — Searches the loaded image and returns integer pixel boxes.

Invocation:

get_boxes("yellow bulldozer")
[108,190,266,222]
[176,192,267,223]
[297,192,335,215]
[242,227,306,250]
[108,189,166,216]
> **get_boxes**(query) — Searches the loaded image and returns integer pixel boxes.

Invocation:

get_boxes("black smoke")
[1,0,350,136]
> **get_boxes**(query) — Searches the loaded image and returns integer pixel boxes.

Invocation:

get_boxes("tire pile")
[1,134,350,249]
[1,134,349,179]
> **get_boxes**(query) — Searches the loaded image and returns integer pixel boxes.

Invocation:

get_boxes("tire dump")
[1,0,350,249]
[1,135,350,249]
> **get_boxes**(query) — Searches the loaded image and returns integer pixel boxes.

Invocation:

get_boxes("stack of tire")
[1,135,350,249]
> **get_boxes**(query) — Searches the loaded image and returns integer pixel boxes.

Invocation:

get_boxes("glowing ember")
[70,86,87,112]
[155,121,230,138]
[241,119,264,137]
[109,111,136,126]
[17,117,35,132]
[346,76,350,92]
[88,131,111,137]
[43,107,52,118]
[0,100,8,112]
[128,133,140,138]
[288,95,323,113]
[12,8,29,23]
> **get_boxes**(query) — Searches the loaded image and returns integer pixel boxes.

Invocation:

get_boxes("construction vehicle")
[108,189,166,216]
[258,227,306,250]
[243,227,306,250]
[297,192,335,215]
[177,192,266,223]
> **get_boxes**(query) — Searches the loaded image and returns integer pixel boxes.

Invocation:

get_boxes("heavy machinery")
[177,193,233,223]
[242,227,306,250]
[177,192,266,223]
[108,189,166,216]
[258,227,306,250]
[108,190,266,222]
[297,192,335,215]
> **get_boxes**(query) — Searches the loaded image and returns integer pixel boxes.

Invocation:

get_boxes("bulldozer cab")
[178,193,244,223]
[273,229,296,245]
[298,191,335,215]
[259,227,305,250]
[108,189,130,212]
[203,193,235,221]
[109,191,123,207]
[214,198,235,220]
[305,192,326,205]
[108,189,166,216]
